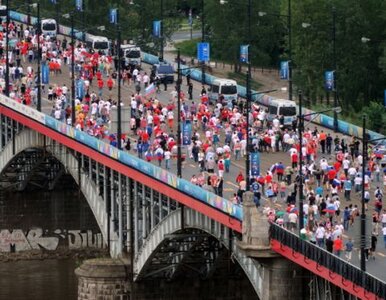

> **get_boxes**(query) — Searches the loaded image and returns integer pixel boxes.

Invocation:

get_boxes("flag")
[188,9,193,26]
[153,21,161,37]
[75,0,83,11]
[240,45,249,63]
[109,8,118,24]
[324,71,334,91]
[145,83,156,97]
[280,61,289,80]
[41,63,49,84]
[182,120,192,145]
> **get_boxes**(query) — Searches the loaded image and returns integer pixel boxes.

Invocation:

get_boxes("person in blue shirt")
[343,179,352,201]
[343,206,351,231]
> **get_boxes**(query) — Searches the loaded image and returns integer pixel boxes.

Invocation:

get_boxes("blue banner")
[240,45,249,63]
[188,9,192,26]
[50,0,57,4]
[75,0,83,11]
[182,120,192,145]
[109,8,118,24]
[280,61,289,80]
[76,79,85,100]
[41,63,49,84]
[197,42,210,62]
[325,71,334,91]
[250,152,260,177]
[384,90,386,107]
[153,20,161,38]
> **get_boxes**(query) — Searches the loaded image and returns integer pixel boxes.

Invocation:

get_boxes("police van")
[121,44,141,68]
[85,34,111,54]
[208,78,238,107]
[41,19,57,38]
[267,99,297,128]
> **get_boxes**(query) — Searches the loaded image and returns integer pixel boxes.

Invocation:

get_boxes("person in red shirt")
[97,78,104,96]
[106,76,114,91]
[328,168,337,187]
[291,152,298,169]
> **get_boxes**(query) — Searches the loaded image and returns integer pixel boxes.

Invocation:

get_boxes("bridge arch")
[134,207,264,299]
[0,129,118,255]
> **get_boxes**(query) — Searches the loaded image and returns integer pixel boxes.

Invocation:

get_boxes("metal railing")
[269,223,386,299]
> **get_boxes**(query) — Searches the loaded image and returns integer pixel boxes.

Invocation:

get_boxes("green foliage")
[362,101,386,134]
[227,72,263,91]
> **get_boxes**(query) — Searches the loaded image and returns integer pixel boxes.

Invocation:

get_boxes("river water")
[0,175,98,300]
[0,259,77,300]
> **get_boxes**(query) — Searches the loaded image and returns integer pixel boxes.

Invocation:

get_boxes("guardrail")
[269,223,386,299]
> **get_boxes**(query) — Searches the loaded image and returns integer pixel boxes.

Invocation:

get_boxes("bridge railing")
[269,223,386,298]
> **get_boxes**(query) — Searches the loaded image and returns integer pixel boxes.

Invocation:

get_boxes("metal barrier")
[269,223,386,299]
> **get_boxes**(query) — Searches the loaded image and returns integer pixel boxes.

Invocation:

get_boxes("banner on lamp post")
[75,0,83,11]
[109,8,118,24]
[325,71,335,91]
[41,63,49,84]
[240,45,249,63]
[250,152,260,177]
[197,42,210,62]
[182,120,192,145]
[50,0,57,4]
[384,90,386,107]
[188,9,193,26]
[76,79,85,100]
[153,20,161,37]
[280,61,289,80]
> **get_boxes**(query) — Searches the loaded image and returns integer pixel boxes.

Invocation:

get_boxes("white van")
[267,99,297,127]
[0,5,6,17]
[209,78,238,107]
[85,34,110,54]
[121,44,141,68]
[41,19,57,38]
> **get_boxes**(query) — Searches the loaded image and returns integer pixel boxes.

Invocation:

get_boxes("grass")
[227,72,263,91]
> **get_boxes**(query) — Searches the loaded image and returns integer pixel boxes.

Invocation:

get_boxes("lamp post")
[259,1,293,101]
[297,92,341,232]
[201,0,205,86]
[63,13,76,126]
[5,0,9,96]
[35,3,41,112]
[245,0,252,190]
[332,7,338,132]
[361,115,367,272]
[298,90,304,231]
[176,48,182,178]
[160,0,164,62]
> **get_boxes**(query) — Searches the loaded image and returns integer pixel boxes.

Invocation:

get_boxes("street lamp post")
[176,49,182,178]
[287,0,292,101]
[116,26,122,150]
[201,0,205,86]
[36,3,41,112]
[68,15,76,126]
[160,0,164,62]
[361,115,366,272]
[332,7,338,132]
[298,90,304,231]
[245,0,252,191]
[5,0,9,96]
[259,0,293,101]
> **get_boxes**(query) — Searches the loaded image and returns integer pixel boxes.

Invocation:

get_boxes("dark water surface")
[0,259,77,300]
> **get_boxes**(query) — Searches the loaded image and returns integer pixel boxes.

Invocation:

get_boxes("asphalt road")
[22,33,386,282]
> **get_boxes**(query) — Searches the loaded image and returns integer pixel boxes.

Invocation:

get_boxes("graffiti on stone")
[0,228,104,252]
